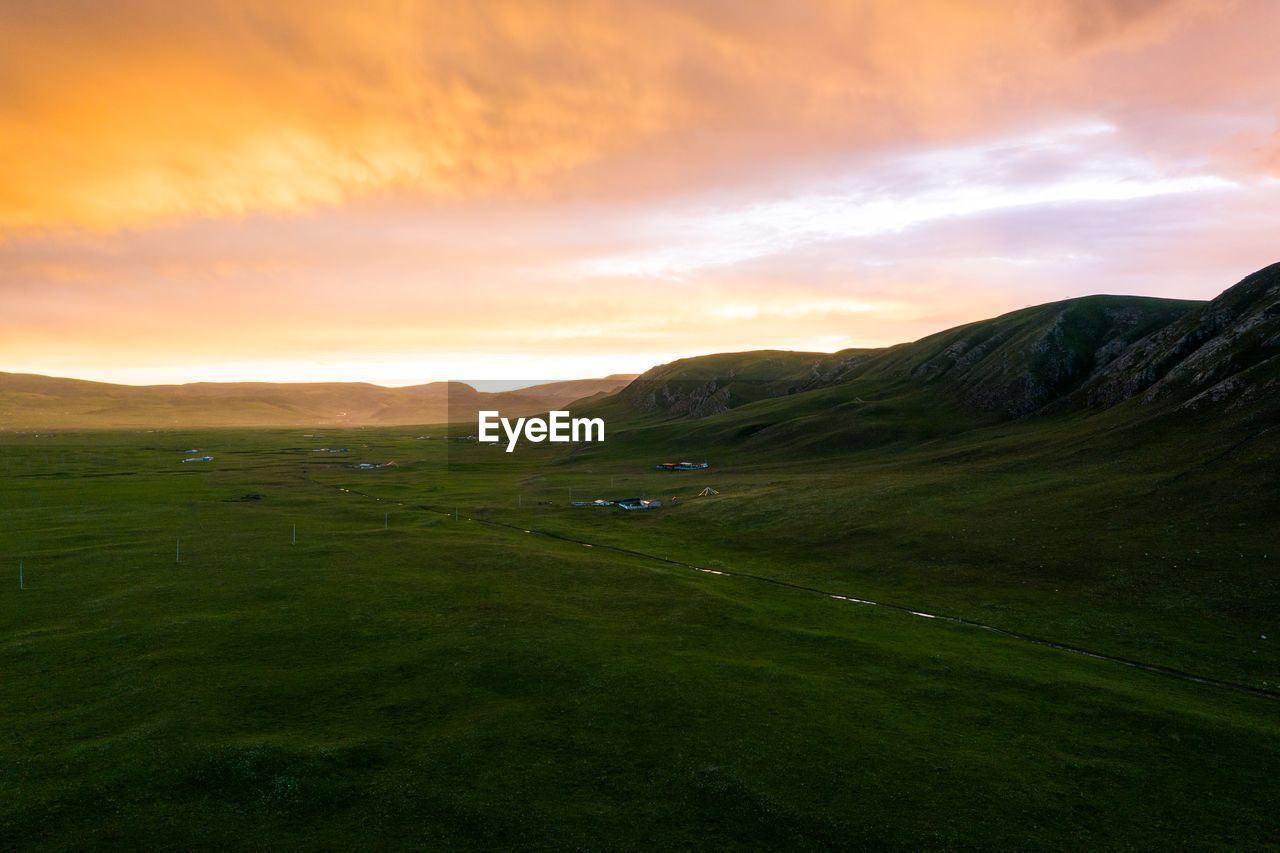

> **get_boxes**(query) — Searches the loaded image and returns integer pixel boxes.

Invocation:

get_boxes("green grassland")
[1,417,1276,850]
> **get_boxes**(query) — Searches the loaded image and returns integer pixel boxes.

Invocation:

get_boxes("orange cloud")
[0,0,1230,231]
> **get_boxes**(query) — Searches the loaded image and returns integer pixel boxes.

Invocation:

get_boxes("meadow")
[1,422,1277,850]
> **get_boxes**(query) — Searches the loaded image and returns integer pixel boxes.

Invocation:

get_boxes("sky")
[1,0,1278,386]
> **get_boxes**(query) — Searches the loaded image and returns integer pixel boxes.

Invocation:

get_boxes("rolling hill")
[610,262,1280,444]
[0,374,636,430]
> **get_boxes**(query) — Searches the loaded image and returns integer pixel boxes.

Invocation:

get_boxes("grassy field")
[1,424,1277,850]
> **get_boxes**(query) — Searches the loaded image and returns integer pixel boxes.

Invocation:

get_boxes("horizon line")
[0,283,1228,389]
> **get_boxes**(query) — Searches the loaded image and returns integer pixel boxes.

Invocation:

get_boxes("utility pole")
[18,560,23,590]
[292,525,297,545]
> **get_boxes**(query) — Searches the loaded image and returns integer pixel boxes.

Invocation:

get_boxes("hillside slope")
[0,374,636,429]
[1083,262,1280,412]
[839,295,1196,415]
[619,263,1279,428]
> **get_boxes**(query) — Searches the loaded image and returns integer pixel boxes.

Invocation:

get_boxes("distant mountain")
[620,263,1280,424]
[0,374,636,429]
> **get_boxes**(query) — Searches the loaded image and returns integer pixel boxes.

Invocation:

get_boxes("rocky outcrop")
[618,351,826,418]
[1084,262,1280,411]
[622,379,735,417]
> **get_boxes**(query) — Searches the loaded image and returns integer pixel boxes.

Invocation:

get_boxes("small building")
[181,456,213,464]
[615,497,662,511]
[655,461,710,471]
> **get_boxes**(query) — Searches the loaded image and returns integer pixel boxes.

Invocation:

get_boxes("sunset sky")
[2,0,1278,385]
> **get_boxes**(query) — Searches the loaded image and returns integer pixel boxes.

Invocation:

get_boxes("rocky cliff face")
[1083,262,1280,412]
[623,379,735,418]
[618,351,826,418]
[879,297,1190,416]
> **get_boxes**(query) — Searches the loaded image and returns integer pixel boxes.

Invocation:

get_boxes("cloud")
[1,0,1278,384]
[0,0,1249,231]
[567,122,1237,280]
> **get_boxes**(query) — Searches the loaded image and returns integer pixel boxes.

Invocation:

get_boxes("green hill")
[542,264,1280,689]
[598,263,1279,454]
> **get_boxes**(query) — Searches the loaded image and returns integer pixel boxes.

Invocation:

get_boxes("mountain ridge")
[621,263,1280,425]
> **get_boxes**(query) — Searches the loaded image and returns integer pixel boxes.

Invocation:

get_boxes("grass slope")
[1,426,1275,850]
[2,268,1276,847]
